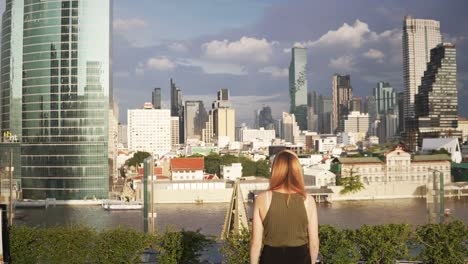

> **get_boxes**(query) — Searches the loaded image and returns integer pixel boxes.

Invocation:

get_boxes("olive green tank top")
[263,192,308,247]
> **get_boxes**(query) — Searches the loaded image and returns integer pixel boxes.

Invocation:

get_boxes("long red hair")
[269,150,306,199]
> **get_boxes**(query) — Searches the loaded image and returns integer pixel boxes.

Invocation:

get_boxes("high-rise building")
[170,117,180,146]
[332,74,353,132]
[109,103,119,177]
[258,105,275,130]
[184,101,208,141]
[281,112,300,144]
[152,88,162,109]
[374,82,397,115]
[289,47,308,130]
[203,89,235,143]
[0,0,111,199]
[342,111,369,134]
[318,95,333,134]
[170,78,184,143]
[397,92,405,133]
[403,16,441,130]
[411,43,461,149]
[128,104,171,158]
[118,124,128,148]
[349,97,362,113]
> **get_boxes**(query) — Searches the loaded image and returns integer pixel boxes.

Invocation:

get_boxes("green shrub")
[319,225,360,263]
[220,227,251,264]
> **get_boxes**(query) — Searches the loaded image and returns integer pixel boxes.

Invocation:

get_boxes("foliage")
[339,168,365,195]
[220,227,251,264]
[203,153,271,178]
[431,148,451,156]
[255,159,270,178]
[355,224,412,264]
[239,156,256,176]
[125,151,151,168]
[188,153,205,158]
[415,220,468,264]
[205,153,222,176]
[318,225,360,264]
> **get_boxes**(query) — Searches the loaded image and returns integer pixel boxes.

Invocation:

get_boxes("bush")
[319,225,360,263]
[220,227,251,264]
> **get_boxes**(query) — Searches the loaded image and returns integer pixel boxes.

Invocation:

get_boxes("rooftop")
[337,157,383,164]
[412,154,451,162]
[170,158,204,171]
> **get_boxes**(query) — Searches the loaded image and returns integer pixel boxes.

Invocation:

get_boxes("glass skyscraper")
[289,47,308,130]
[0,0,111,199]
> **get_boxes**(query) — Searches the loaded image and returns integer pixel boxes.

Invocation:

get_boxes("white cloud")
[363,48,385,63]
[168,42,189,53]
[177,58,247,75]
[328,55,356,72]
[202,36,274,63]
[113,18,147,31]
[296,20,372,49]
[146,57,176,71]
[258,66,288,78]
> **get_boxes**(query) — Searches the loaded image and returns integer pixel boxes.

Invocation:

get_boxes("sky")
[1,0,468,125]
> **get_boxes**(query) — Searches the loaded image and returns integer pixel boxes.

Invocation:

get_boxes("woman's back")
[262,191,308,247]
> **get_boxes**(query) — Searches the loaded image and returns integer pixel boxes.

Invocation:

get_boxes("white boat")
[102,200,143,210]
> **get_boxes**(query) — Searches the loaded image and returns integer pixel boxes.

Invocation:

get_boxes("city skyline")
[0,1,467,126]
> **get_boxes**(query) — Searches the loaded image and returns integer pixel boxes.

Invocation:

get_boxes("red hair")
[269,150,306,200]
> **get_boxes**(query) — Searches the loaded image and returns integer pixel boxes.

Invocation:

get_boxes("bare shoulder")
[305,195,317,209]
[255,191,268,205]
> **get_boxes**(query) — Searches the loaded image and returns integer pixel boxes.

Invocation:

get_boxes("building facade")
[170,158,204,181]
[332,74,353,132]
[374,82,397,115]
[289,47,308,130]
[184,100,208,142]
[128,106,171,158]
[403,16,441,129]
[0,0,112,199]
[281,112,300,144]
[170,78,184,144]
[152,88,161,109]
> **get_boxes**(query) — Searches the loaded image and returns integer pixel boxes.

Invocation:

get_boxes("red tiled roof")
[170,158,204,171]
[138,167,163,176]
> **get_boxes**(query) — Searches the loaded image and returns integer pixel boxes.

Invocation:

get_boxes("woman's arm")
[250,194,264,264]
[306,196,319,263]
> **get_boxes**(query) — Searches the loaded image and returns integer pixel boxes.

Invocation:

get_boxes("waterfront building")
[170,158,204,181]
[289,47,308,130]
[118,124,128,148]
[374,82,397,115]
[152,88,162,109]
[403,16,442,130]
[281,112,300,144]
[410,43,462,149]
[422,138,462,163]
[0,0,111,199]
[170,117,180,147]
[332,74,353,132]
[170,78,185,144]
[222,163,243,181]
[334,145,451,185]
[184,100,208,142]
[128,104,171,158]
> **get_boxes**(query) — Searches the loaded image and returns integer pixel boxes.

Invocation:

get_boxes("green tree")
[220,228,251,264]
[339,168,365,195]
[319,225,360,264]
[255,159,270,178]
[415,220,468,264]
[157,228,213,264]
[239,156,256,176]
[205,153,222,176]
[355,224,412,264]
[125,151,151,168]
[221,154,240,166]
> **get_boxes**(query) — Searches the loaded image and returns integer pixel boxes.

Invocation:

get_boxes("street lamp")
[427,168,444,224]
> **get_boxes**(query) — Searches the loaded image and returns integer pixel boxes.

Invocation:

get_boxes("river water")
[15,197,468,235]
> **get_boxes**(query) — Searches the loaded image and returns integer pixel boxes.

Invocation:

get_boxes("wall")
[330,182,427,201]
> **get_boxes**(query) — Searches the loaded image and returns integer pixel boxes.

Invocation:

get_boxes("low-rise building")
[422,138,462,163]
[170,158,205,181]
[222,163,243,181]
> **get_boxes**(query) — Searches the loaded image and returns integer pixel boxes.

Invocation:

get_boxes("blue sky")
[112,0,468,124]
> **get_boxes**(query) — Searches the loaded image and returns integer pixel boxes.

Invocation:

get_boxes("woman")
[250,150,319,264]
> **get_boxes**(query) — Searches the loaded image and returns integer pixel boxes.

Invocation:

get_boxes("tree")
[204,153,222,176]
[239,156,256,176]
[255,159,270,178]
[319,225,360,264]
[220,228,251,264]
[339,168,365,195]
[125,151,151,168]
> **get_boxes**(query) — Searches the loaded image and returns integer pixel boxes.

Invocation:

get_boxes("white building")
[315,136,337,153]
[222,163,243,181]
[117,124,128,147]
[339,132,366,146]
[170,158,205,181]
[342,111,369,134]
[403,16,441,121]
[128,104,171,158]
[422,138,462,163]
[282,112,300,144]
[240,127,275,143]
[303,166,336,187]
[170,116,180,147]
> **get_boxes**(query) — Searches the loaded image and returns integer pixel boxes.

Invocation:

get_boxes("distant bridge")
[221,180,249,239]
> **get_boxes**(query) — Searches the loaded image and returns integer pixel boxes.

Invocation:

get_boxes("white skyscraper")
[281,112,300,144]
[403,16,441,124]
[128,104,171,158]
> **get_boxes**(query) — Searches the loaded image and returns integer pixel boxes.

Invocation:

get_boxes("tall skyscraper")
[203,89,235,143]
[403,16,441,130]
[411,43,461,149]
[258,105,275,130]
[332,74,353,132]
[289,47,308,130]
[318,95,333,134]
[152,88,162,109]
[282,112,300,144]
[374,82,397,115]
[184,100,208,141]
[0,0,111,199]
[170,78,184,144]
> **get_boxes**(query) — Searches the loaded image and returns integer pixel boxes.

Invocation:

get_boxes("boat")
[102,200,143,211]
